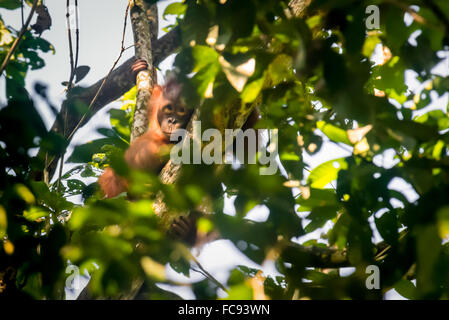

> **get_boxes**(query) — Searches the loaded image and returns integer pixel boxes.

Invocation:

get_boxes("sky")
[1,0,448,300]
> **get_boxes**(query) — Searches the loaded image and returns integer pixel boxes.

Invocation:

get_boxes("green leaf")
[181,3,210,46]
[61,165,84,179]
[109,109,131,142]
[241,74,265,103]
[296,188,337,212]
[394,280,417,300]
[362,35,381,58]
[268,54,294,86]
[385,7,413,53]
[307,158,348,189]
[372,57,407,96]
[66,179,87,194]
[305,205,339,233]
[30,181,74,213]
[23,206,50,221]
[375,211,398,246]
[416,224,441,296]
[223,284,253,300]
[414,110,449,131]
[264,276,288,299]
[192,45,219,72]
[189,46,220,97]
[163,2,187,20]
[67,137,128,164]
[0,0,21,10]
[317,121,352,145]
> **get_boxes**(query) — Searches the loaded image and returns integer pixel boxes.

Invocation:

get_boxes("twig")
[66,3,130,143]
[190,255,228,293]
[20,0,25,27]
[57,0,77,193]
[65,0,76,89]
[74,0,80,70]
[0,0,39,75]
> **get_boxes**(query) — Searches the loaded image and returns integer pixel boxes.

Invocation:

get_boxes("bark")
[286,0,312,18]
[129,1,157,141]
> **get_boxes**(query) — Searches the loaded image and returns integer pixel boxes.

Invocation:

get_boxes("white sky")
[1,0,448,300]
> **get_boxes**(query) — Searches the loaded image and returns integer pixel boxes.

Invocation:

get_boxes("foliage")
[1,0,449,299]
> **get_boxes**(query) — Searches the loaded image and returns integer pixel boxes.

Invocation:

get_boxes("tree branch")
[282,243,349,269]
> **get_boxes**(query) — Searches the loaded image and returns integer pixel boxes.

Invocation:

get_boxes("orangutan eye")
[163,104,173,114]
[177,106,186,116]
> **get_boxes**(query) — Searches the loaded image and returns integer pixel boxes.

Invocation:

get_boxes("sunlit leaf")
[307,158,348,189]
[317,121,352,145]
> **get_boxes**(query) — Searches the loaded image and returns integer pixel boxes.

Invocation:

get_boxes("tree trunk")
[129,1,158,141]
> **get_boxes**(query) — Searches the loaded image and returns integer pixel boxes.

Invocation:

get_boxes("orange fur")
[98,80,190,198]
[98,167,128,198]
